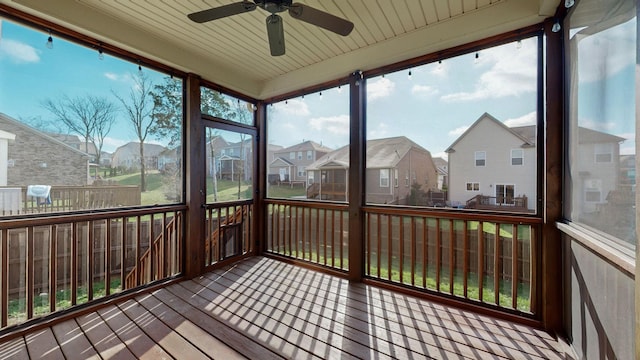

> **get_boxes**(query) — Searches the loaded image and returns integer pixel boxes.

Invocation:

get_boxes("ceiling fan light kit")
[188,0,354,56]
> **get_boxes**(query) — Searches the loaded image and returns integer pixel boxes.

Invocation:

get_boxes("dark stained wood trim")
[200,79,259,105]
[542,16,565,334]
[253,101,269,255]
[364,23,545,79]
[184,74,205,279]
[0,4,186,79]
[348,71,366,281]
[263,77,351,104]
[363,205,543,224]
[0,205,187,228]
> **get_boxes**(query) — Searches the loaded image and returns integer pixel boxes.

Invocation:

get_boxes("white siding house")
[446,113,537,211]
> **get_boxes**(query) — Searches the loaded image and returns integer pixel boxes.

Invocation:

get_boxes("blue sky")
[1,16,636,158]
[0,18,170,152]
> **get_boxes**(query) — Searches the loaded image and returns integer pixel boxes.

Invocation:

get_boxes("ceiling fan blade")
[266,14,285,56]
[188,1,257,23]
[288,3,354,36]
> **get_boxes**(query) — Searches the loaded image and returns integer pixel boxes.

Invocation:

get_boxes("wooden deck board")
[51,319,100,360]
[0,256,573,360]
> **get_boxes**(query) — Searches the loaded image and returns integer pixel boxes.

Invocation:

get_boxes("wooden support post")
[184,74,205,279]
[348,71,365,281]
[543,18,564,334]
[254,101,267,255]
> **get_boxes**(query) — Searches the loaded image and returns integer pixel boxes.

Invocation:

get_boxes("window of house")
[566,0,636,248]
[298,166,306,177]
[584,179,602,203]
[475,151,486,166]
[466,182,480,191]
[380,169,390,187]
[308,172,314,185]
[394,169,399,187]
[297,151,302,160]
[0,17,184,215]
[289,152,295,160]
[307,150,313,160]
[594,143,613,163]
[511,149,524,165]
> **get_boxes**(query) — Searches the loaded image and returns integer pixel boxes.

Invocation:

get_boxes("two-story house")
[110,142,167,171]
[446,113,537,211]
[268,140,333,184]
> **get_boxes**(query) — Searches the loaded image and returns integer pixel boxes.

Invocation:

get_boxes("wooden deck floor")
[0,257,574,359]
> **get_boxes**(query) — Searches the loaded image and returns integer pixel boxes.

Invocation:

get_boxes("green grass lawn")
[277,248,531,312]
[8,278,122,325]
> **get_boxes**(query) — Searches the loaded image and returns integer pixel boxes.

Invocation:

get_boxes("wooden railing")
[264,198,540,315]
[0,205,184,330]
[364,206,540,314]
[0,185,141,216]
[204,200,253,267]
[124,212,183,289]
[465,194,530,212]
[265,200,348,271]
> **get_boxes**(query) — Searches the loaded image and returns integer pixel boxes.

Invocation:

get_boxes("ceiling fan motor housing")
[256,0,292,13]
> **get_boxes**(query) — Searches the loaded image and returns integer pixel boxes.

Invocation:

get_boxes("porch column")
[184,74,206,278]
[543,17,564,333]
[348,71,365,281]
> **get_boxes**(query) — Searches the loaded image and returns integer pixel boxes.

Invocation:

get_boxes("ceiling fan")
[188,0,354,56]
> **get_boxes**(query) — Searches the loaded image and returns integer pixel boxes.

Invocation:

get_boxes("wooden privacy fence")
[0,205,184,330]
[0,185,141,216]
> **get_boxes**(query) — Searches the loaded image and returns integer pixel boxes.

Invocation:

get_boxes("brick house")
[306,136,439,204]
[0,113,90,186]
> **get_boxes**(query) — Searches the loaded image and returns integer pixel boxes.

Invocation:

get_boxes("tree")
[113,72,154,192]
[202,90,233,201]
[41,95,116,165]
[231,100,254,199]
[150,77,183,148]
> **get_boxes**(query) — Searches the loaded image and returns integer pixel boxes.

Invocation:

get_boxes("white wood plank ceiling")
[1,0,559,99]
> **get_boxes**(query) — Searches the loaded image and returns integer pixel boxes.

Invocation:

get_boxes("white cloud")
[273,98,310,116]
[504,111,537,127]
[574,19,635,83]
[431,151,448,161]
[430,61,449,77]
[620,144,635,155]
[367,77,395,101]
[0,39,40,63]
[441,40,537,102]
[309,115,349,135]
[580,118,615,132]
[411,84,439,98]
[104,72,133,83]
[102,137,128,152]
[448,125,469,137]
[368,122,389,139]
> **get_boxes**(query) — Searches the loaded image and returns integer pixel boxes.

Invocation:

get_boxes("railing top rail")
[204,199,254,210]
[363,205,542,224]
[264,198,348,210]
[0,204,187,229]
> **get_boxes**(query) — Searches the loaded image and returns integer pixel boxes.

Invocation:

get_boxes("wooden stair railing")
[124,213,181,289]
[205,205,248,265]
